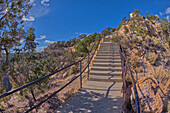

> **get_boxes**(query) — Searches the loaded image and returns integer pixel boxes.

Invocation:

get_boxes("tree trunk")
[4,47,9,64]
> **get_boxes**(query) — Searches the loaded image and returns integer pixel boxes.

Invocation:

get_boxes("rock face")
[131,76,164,113]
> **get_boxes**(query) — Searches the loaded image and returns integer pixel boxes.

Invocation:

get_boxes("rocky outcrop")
[113,11,170,112]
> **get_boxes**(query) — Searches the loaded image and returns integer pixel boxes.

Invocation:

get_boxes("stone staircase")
[89,37,122,82]
[56,37,123,113]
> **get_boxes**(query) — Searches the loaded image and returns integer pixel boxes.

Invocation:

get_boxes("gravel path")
[55,81,123,113]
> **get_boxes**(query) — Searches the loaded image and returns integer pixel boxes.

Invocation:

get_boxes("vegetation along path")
[55,37,123,113]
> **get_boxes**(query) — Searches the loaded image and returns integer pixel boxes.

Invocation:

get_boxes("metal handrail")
[0,36,101,112]
[116,32,140,113]
[25,36,100,113]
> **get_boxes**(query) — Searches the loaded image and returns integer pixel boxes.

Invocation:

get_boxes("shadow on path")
[55,82,122,113]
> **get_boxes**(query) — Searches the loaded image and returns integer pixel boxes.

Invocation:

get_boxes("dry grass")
[147,52,158,65]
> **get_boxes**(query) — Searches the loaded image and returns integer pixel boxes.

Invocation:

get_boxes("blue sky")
[23,0,170,52]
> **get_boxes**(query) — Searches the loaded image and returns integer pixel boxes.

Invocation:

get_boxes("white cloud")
[75,32,79,35]
[22,16,35,21]
[165,7,170,14]
[36,35,46,40]
[36,46,46,52]
[41,0,50,6]
[157,7,170,21]
[29,0,35,4]
[159,12,163,16]
[166,15,169,21]
[20,39,25,43]
[26,1,50,20]
[155,14,159,18]
[45,40,55,44]
[74,32,87,35]
[24,21,33,27]
[31,7,50,18]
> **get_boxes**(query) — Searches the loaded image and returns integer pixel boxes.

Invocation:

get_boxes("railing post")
[87,52,89,80]
[80,61,82,88]
[30,87,36,102]
[123,62,127,113]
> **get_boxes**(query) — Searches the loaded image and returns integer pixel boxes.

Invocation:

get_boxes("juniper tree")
[0,0,37,94]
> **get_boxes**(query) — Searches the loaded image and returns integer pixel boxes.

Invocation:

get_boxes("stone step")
[91,67,122,72]
[97,50,119,54]
[100,44,117,46]
[97,51,119,54]
[98,49,118,51]
[94,60,121,64]
[100,43,114,45]
[100,43,113,44]
[94,59,121,63]
[99,47,119,49]
[96,54,119,57]
[100,44,118,46]
[96,54,120,57]
[97,52,119,54]
[94,60,121,63]
[98,47,119,49]
[95,56,120,59]
[90,71,122,76]
[98,48,118,50]
[83,81,123,89]
[100,44,117,45]
[93,62,122,67]
[98,49,119,51]
[99,47,118,48]
[99,47,117,48]
[98,50,119,52]
[103,38,110,41]
[89,76,122,82]
[96,52,120,55]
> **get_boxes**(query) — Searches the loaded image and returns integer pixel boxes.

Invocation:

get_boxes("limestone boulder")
[131,77,164,113]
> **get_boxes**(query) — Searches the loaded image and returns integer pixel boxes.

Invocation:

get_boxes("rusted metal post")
[80,61,82,88]
[30,87,36,102]
[88,52,90,80]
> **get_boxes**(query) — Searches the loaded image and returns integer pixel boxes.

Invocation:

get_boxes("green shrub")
[111,35,117,42]
[69,65,78,76]
[75,41,88,57]
[147,52,158,65]
[127,55,140,68]
[124,26,129,34]
[152,37,162,48]
[112,27,117,32]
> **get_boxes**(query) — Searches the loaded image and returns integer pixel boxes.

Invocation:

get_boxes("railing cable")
[0,36,102,112]
[116,32,140,113]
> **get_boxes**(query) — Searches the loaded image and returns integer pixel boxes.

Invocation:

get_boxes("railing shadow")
[55,82,123,113]
[137,77,168,113]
